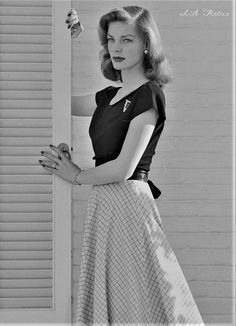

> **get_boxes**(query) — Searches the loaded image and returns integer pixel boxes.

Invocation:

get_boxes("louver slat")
[0,26,52,35]
[0,81,52,90]
[0,288,52,297]
[0,1,53,310]
[0,241,52,249]
[0,128,51,136]
[0,100,52,109]
[0,175,51,183]
[0,167,48,174]
[0,204,52,213]
[0,231,52,241]
[0,137,52,145]
[0,63,52,71]
[0,298,52,309]
[0,184,51,193]
[0,260,52,269]
[0,110,52,119]
[0,45,52,54]
[0,279,52,288]
[0,119,52,127]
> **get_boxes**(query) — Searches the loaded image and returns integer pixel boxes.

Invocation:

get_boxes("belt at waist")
[127,169,148,182]
[128,169,162,199]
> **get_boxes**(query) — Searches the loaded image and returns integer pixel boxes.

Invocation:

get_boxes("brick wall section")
[71,1,233,324]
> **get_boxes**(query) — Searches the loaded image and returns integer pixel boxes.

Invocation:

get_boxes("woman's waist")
[127,169,149,182]
[93,156,161,199]
[128,170,161,199]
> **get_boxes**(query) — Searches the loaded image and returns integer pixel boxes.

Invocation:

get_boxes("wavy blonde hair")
[98,6,173,88]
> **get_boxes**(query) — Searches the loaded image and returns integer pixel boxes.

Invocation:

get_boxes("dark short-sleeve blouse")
[89,80,166,173]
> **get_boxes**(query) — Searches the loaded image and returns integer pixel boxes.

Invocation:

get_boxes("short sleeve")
[95,86,114,106]
[130,83,166,122]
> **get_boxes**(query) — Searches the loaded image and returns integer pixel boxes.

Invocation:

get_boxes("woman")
[40,6,204,325]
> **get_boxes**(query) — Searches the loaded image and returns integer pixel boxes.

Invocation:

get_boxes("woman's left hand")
[39,144,81,184]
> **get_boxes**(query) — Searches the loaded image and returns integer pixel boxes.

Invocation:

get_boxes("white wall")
[71,1,233,324]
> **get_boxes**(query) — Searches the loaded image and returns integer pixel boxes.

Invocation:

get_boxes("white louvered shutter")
[0,0,71,323]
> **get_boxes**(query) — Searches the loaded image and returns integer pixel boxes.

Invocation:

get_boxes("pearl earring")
[144,49,148,54]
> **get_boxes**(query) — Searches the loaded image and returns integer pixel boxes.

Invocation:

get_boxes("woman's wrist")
[74,169,82,185]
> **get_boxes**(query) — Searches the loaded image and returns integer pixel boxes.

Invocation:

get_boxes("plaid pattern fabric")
[75,180,204,326]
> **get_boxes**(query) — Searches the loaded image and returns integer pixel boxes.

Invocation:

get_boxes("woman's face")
[107,21,146,73]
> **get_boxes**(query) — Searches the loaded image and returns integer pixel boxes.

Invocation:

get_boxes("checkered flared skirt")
[75,180,204,326]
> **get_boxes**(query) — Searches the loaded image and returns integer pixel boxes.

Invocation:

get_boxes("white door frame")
[52,0,72,323]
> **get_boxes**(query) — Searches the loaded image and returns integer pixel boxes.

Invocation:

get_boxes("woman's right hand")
[65,8,83,39]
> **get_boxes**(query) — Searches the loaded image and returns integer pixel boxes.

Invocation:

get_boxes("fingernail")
[41,151,44,154]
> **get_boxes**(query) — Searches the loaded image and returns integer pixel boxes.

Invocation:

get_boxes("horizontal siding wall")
[71,1,234,324]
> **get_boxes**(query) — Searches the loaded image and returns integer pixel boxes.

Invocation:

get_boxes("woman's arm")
[76,107,158,185]
[72,93,96,116]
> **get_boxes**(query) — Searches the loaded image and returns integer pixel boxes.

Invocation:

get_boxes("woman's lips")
[113,57,125,62]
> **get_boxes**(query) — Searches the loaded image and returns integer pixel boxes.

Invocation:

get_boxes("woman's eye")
[107,38,132,43]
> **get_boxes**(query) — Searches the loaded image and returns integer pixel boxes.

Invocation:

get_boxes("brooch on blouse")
[123,99,131,112]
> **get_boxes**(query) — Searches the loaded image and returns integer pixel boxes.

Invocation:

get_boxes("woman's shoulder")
[95,85,119,105]
[142,80,165,96]
[96,85,119,95]
[95,85,116,105]
[136,80,165,108]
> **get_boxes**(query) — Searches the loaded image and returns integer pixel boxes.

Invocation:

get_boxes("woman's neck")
[120,68,149,89]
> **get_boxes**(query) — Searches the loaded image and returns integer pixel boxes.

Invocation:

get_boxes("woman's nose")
[114,46,122,53]
[113,41,122,52]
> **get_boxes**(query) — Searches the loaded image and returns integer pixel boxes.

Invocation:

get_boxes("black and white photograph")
[0,0,234,325]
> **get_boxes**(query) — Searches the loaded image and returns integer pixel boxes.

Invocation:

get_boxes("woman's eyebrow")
[122,34,135,38]
[107,33,135,37]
